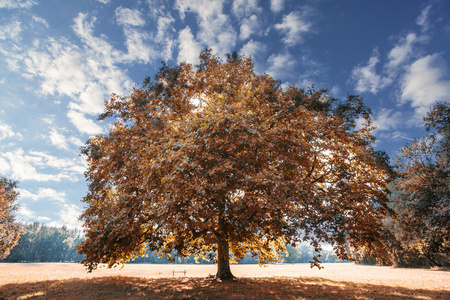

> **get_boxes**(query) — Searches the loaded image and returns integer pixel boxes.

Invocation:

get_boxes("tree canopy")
[78,50,391,279]
[0,177,24,259]
[388,102,449,267]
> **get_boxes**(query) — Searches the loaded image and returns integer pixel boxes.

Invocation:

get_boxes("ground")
[0,263,448,299]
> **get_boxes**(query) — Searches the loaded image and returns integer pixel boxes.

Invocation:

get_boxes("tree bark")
[216,239,234,280]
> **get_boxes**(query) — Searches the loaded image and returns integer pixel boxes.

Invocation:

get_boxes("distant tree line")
[1,222,84,263]
[2,221,344,265]
[128,243,344,265]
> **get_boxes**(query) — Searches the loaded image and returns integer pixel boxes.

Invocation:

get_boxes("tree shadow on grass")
[1,276,448,300]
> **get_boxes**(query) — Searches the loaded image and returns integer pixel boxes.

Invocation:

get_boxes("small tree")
[0,177,24,259]
[78,50,392,279]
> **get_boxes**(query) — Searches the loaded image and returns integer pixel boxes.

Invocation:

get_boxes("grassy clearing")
[0,263,448,299]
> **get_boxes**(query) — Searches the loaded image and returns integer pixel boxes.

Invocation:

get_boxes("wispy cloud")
[1,148,84,182]
[416,4,432,31]
[267,52,296,80]
[240,39,266,58]
[17,203,34,218]
[275,10,312,46]
[240,39,266,73]
[0,122,17,140]
[115,7,145,27]
[0,0,36,9]
[67,110,103,135]
[232,0,261,19]
[48,129,68,150]
[20,187,66,203]
[239,15,261,40]
[386,33,420,71]
[16,13,141,134]
[175,0,237,56]
[350,3,449,134]
[371,108,404,132]
[155,15,176,61]
[0,20,21,41]
[48,203,83,230]
[351,51,391,94]
[32,15,49,28]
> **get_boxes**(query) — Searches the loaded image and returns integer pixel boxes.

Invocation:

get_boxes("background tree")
[2,222,84,262]
[280,244,302,263]
[0,177,24,259]
[78,50,392,279]
[388,103,449,267]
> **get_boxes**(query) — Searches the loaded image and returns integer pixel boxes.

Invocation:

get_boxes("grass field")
[0,263,448,299]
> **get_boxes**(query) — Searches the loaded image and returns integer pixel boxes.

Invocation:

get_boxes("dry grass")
[0,263,448,299]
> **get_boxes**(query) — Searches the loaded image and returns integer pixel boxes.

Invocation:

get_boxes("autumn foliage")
[78,50,391,279]
[387,103,449,267]
[0,177,23,259]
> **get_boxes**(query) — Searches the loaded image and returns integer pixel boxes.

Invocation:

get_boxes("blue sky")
[1,0,449,230]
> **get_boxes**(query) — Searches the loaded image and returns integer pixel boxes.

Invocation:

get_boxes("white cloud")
[176,0,223,20]
[115,7,146,27]
[177,26,202,64]
[175,0,237,56]
[0,0,36,9]
[96,0,110,4]
[240,39,266,58]
[17,204,34,218]
[156,15,176,60]
[25,42,88,97]
[0,20,21,41]
[156,15,175,41]
[275,11,311,46]
[49,129,68,150]
[68,136,84,147]
[68,83,106,115]
[0,157,9,173]
[122,28,156,64]
[351,52,391,94]
[267,52,296,79]
[0,122,16,140]
[49,203,83,230]
[371,108,404,132]
[32,16,49,28]
[67,110,103,135]
[386,33,418,70]
[270,0,284,13]
[19,188,66,203]
[416,5,432,31]
[72,13,121,65]
[20,13,141,134]
[401,54,450,112]
[240,39,266,73]
[239,15,260,40]
[232,0,261,19]
[1,148,84,182]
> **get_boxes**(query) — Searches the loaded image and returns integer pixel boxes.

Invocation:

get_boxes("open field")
[1,263,449,299]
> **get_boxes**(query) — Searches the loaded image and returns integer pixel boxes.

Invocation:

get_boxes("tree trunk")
[216,239,234,280]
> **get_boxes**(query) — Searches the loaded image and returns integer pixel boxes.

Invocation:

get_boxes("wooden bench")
[172,268,187,276]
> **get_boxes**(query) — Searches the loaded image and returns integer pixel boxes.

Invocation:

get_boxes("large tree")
[78,50,391,279]
[388,103,449,267]
[0,177,24,259]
